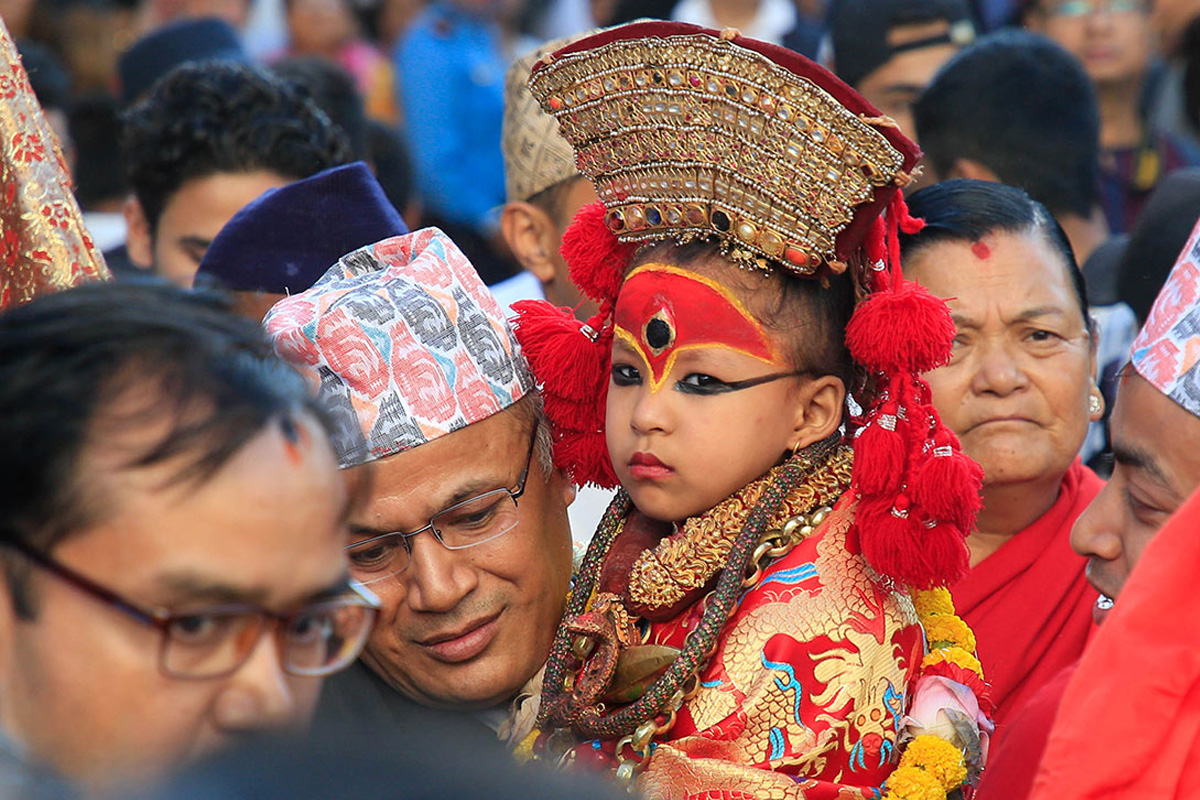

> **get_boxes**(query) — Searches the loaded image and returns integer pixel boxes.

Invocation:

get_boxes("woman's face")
[905,230,1095,491]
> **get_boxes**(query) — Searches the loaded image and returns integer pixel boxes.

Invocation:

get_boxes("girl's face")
[605,262,837,522]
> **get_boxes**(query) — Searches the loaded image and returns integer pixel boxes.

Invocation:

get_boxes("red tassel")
[911,428,984,533]
[511,300,615,486]
[846,280,956,375]
[856,496,969,589]
[561,202,637,305]
[852,403,906,496]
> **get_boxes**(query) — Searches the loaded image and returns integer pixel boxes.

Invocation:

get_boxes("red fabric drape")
[1030,485,1200,800]
[951,459,1102,742]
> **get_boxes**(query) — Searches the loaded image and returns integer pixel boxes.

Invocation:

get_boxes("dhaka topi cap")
[502,31,595,203]
[196,162,408,295]
[1,17,109,310]
[264,227,534,468]
[118,17,247,106]
[1130,214,1200,419]
[829,0,976,90]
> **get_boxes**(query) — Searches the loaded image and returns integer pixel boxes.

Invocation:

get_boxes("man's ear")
[500,202,559,284]
[123,195,155,270]
[949,158,1000,184]
[787,375,847,452]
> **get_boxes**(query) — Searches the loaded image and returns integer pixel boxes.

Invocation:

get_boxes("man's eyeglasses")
[4,539,380,679]
[1046,0,1143,18]
[347,422,540,584]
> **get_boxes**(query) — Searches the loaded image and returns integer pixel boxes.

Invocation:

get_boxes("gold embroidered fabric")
[0,19,109,309]
[627,445,853,610]
[528,28,908,274]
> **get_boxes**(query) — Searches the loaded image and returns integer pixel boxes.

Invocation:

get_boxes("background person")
[120,61,352,287]
[900,179,1104,738]
[266,228,575,746]
[0,282,378,796]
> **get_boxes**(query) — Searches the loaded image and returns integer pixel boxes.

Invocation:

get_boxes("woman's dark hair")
[900,179,1091,326]
[0,281,331,559]
[630,239,855,385]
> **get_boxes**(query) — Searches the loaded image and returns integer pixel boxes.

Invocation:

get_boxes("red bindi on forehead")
[280,416,312,467]
[971,241,991,260]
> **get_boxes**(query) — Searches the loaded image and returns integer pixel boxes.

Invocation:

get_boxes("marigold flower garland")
[882,586,989,800]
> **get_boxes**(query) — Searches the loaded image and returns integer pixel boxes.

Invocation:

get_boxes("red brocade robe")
[950,460,1102,741]
[634,494,924,800]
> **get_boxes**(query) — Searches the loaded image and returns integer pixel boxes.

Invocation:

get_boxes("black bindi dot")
[646,318,672,350]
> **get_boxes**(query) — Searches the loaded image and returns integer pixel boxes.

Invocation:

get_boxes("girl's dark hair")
[630,239,855,385]
[900,179,1090,324]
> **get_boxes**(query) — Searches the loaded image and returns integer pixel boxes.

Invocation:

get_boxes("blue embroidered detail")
[757,563,818,589]
[884,682,904,732]
[700,679,724,688]
[761,652,804,726]
[768,727,786,760]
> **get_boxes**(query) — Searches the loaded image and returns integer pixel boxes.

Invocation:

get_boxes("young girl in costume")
[511,21,992,800]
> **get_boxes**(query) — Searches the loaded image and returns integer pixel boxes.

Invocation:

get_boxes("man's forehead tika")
[613,263,778,392]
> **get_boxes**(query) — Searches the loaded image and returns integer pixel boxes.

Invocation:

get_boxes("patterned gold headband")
[528,23,919,276]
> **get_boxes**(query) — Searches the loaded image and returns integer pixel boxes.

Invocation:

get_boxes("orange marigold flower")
[922,613,977,652]
[900,735,968,791]
[923,646,984,679]
[882,765,944,800]
[912,587,955,618]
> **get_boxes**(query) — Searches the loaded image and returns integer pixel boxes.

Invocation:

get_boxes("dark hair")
[0,281,331,606]
[365,119,417,218]
[900,179,1091,324]
[121,61,352,233]
[17,39,71,112]
[527,175,584,227]
[914,29,1101,219]
[69,92,128,210]
[630,239,855,385]
[273,56,369,160]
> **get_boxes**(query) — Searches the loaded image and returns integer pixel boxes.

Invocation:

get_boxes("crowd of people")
[3,0,1200,798]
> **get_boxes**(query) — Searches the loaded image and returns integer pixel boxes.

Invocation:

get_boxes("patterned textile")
[0,18,108,309]
[1130,214,1200,418]
[643,495,920,799]
[264,227,533,467]
[502,32,592,203]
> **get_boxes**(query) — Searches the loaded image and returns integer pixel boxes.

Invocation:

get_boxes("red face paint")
[971,241,991,260]
[612,264,778,392]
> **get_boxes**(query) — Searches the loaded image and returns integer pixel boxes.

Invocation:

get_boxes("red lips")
[629,451,673,480]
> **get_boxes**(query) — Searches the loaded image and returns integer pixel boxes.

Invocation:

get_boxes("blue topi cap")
[195,161,409,295]
[118,17,247,106]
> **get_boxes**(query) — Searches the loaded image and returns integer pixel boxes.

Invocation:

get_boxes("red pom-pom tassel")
[856,496,970,589]
[853,402,906,496]
[846,280,956,375]
[561,202,637,305]
[911,428,984,533]
[511,300,616,487]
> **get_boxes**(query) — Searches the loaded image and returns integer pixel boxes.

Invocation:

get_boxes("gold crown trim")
[529,32,907,274]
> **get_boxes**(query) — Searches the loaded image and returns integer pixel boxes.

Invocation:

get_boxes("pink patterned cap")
[1130,214,1200,418]
[264,227,533,467]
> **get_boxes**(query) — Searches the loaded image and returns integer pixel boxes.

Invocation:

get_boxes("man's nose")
[401,532,479,614]
[213,631,310,733]
[1071,482,1123,563]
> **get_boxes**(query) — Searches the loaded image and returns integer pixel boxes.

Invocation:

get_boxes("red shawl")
[1030,485,1200,800]
[951,459,1102,740]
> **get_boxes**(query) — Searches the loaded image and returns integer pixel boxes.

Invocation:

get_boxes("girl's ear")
[787,375,846,452]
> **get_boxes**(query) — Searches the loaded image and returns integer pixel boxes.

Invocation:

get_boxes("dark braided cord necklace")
[539,437,843,741]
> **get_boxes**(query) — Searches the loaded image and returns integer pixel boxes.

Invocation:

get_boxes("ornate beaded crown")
[528,21,921,276]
